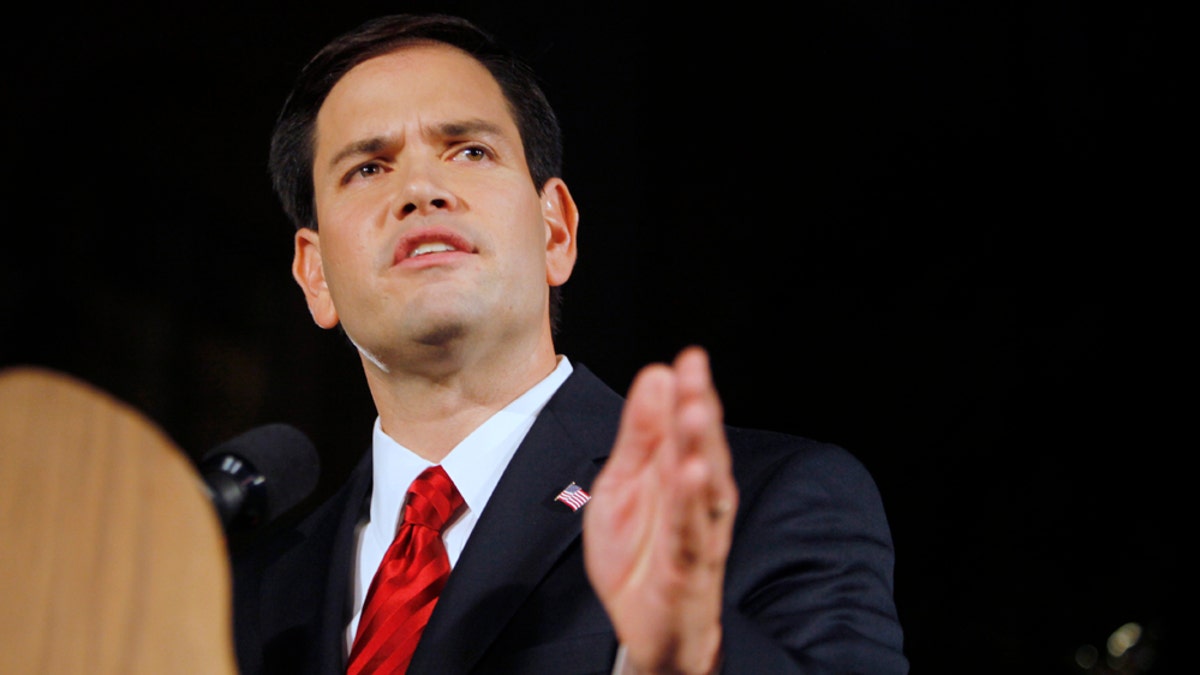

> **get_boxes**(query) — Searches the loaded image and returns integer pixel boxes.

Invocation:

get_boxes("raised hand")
[583,346,739,675]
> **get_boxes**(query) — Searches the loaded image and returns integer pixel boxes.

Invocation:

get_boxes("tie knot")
[402,465,463,532]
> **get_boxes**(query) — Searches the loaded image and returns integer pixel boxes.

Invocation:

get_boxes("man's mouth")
[408,242,459,258]
[394,227,475,265]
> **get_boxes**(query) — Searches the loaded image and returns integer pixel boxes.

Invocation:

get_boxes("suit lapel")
[408,364,624,673]
[315,451,373,675]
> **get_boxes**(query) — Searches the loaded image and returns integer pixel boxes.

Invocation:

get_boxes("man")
[232,13,907,674]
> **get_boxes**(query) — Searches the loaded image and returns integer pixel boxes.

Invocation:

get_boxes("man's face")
[294,44,576,370]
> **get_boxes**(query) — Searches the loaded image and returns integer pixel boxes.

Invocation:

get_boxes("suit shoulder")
[725,424,873,477]
[724,425,887,514]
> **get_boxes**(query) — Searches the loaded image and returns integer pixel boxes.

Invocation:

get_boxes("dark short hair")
[268,13,566,329]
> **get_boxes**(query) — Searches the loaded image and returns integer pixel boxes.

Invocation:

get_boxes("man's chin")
[412,321,468,348]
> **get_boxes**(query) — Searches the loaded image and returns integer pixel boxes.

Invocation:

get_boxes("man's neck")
[361,340,560,463]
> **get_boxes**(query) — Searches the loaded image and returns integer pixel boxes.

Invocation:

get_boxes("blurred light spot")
[1074,644,1098,670]
[1106,622,1142,658]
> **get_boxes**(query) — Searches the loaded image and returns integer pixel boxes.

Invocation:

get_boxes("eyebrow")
[437,118,505,139]
[327,137,390,170]
[324,119,508,171]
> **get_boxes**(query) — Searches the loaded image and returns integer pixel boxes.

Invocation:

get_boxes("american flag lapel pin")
[555,482,591,512]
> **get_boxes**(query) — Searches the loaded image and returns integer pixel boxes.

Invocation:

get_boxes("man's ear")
[541,177,579,287]
[292,228,339,329]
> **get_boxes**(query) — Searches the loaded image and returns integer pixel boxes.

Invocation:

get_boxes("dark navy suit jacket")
[231,364,908,674]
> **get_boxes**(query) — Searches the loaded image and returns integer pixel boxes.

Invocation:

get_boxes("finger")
[601,362,675,483]
[673,347,737,509]
[670,349,738,561]
[673,347,726,455]
[668,452,714,565]
[673,346,720,414]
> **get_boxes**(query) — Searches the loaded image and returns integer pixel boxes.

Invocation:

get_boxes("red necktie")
[347,465,463,674]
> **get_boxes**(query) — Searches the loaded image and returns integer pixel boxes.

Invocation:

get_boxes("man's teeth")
[409,242,458,258]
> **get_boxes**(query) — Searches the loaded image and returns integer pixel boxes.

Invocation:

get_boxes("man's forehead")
[316,44,514,138]
[311,44,526,175]
[331,44,501,107]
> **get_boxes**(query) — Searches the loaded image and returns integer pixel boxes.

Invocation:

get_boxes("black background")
[1,2,1185,673]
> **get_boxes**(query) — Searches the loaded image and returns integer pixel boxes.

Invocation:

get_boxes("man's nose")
[394,162,458,218]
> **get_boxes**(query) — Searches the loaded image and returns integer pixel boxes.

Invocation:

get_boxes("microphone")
[199,423,320,532]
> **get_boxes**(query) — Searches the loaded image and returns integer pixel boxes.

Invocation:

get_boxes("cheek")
[315,172,393,225]
[315,191,369,232]
[314,232,371,299]
[315,194,390,266]
[496,189,550,248]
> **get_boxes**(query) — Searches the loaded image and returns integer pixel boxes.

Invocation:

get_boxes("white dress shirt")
[344,356,574,652]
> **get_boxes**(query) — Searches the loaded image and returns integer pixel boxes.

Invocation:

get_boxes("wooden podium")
[0,366,237,674]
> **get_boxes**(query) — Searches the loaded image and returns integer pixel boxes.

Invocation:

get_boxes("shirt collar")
[367,356,574,540]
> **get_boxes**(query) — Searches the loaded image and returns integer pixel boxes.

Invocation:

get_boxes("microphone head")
[201,423,320,532]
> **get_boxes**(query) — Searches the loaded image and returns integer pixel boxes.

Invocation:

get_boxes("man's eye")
[457,146,488,162]
[342,162,383,184]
